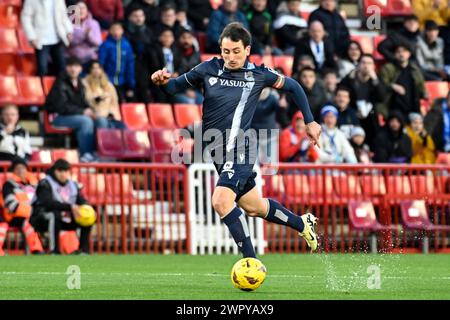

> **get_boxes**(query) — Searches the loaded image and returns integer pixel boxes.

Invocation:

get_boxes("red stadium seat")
[409,175,435,195]
[308,175,333,204]
[149,128,178,162]
[174,103,201,128]
[249,55,262,65]
[17,29,35,54]
[0,4,19,28]
[16,54,37,75]
[148,103,176,129]
[43,110,72,135]
[272,55,293,77]
[77,173,106,205]
[283,174,310,203]
[0,53,17,75]
[373,35,386,60]
[0,27,19,53]
[96,128,125,159]
[351,35,374,54]
[105,173,134,203]
[425,81,448,101]
[121,103,150,130]
[363,0,412,17]
[42,76,56,95]
[123,130,151,159]
[386,176,411,195]
[400,200,450,231]
[16,76,45,105]
[0,75,19,104]
[30,150,52,164]
[51,149,79,164]
[436,152,450,165]
[333,175,363,198]
[348,200,395,232]
[0,0,22,7]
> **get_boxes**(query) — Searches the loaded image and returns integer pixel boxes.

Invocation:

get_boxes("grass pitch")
[0,254,449,300]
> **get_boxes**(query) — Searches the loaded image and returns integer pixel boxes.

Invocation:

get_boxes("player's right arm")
[151,61,207,95]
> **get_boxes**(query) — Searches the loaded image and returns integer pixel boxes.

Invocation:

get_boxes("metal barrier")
[2,162,449,254]
[263,163,450,253]
[0,162,190,254]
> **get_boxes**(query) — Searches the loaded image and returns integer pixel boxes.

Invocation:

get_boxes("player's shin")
[222,207,256,258]
[264,199,305,232]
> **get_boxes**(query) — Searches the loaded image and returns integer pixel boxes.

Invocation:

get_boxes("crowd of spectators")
[2,0,448,165]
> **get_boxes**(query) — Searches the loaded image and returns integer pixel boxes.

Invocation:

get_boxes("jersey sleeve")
[263,67,286,89]
[184,61,209,88]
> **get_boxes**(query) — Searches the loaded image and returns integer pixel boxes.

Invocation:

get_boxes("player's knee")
[241,201,267,218]
[212,195,234,217]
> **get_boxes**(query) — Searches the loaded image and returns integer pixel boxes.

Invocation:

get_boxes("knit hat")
[350,126,366,138]
[320,105,339,118]
[408,112,423,123]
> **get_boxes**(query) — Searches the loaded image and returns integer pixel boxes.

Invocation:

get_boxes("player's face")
[220,38,251,70]
[55,169,70,184]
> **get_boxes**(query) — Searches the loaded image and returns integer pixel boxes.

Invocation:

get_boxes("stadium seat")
[0,75,19,104]
[272,56,293,77]
[373,35,386,60]
[0,0,22,7]
[0,27,19,53]
[77,173,106,205]
[386,176,411,196]
[123,130,151,159]
[17,29,35,54]
[121,103,150,130]
[0,4,19,29]
[30,149,52,164]
[363,0,412,17]
[43,110,73,135]
[308,175,333,204]
[283,174,310,203]
[400,200,450,232]
[96,128,125,159]
[261,55,274,68]
[174,103,201,128]
[16,76,45,105]
[436,152,450,165]
[351,35,374,54]
[425,81,448,101]
[249,55,262,65]
[148,103,176,129]
[51,149,79,164]
[360,175,387,196]
[149,128,178,162]
[0,53,17,75]
[16,54,37,76]
[333,175,363,199]
[42,76,56,95]
[105,173,134,203]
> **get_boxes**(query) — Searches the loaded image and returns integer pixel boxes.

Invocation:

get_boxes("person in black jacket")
[148,27,181,102]
[45,58,97,162]
[273,0,307,53]
[424,94,450,153]
[125,0,160,28]
[292,20,336,74]
[125,6,154,103]
[244,0,276,56]
[373,111,412,163]
[377,14,420,64]
[187,0,213,32]
[308,0,350,57]
[335,86,359,139]
[31,159,91,255]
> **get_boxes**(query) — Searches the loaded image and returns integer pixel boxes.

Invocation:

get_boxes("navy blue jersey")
[183,58,284,151]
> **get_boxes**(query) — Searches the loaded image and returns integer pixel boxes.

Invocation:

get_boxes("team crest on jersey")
[209,77,218,86]
[244,71,254,81]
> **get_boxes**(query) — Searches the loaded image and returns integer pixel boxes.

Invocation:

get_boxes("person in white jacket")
[317,105,358,164]
[21,0,74,76]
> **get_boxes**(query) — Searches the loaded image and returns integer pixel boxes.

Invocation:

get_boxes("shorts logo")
[222,161,235,179]
[209,77,218,86]
[239,153,245,163]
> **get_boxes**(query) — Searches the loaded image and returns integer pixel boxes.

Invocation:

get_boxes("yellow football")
[75,204,96,227]
[230,258,267,291]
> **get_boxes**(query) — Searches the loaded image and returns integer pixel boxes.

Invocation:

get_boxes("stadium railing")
[1,162,449,255]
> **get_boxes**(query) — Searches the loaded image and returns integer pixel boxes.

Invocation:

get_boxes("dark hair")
[335,85,351,95]
[9,156,28,172]
[161,4,176,13]
[394,42,412,53]
[298,66,316,76]
[404,14,419,22]
[87,60,101,72]
[127,4,145,17]
[52,159,71,171]
[359,53,375,62]
[66,56,82,66]
[345,40,363,62]
[322,68,337,77]
[219,22,252,48]
[109,21,123,29]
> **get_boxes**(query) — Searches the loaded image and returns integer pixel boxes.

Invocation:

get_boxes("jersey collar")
[221,59,255,72]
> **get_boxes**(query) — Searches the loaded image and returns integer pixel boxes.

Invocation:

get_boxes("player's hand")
[151,68,171,86]
[306,121,321,148]
[71,205,80,218]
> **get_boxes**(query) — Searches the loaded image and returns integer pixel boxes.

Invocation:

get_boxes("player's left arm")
[264,69,322,146]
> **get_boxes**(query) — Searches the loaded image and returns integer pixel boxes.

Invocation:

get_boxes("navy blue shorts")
[213,149,257,202]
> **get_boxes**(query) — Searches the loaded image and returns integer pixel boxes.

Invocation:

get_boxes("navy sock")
[265,199,305,232]
[222,207,256,258]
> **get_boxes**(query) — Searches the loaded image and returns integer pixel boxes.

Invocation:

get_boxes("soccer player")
[151,23,321,257]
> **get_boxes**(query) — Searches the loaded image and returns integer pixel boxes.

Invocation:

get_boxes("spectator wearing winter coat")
[373,111,412,163]
[308,0,350,56]
[412,0,450,29]
[279,111,318,163]
[335,86,359,139]
[207,0,249,53]
[99,22,136,103]
[85,0,124,29]
[244,0,275,56]
[273,0,307,53]
[416,20,447,80]
[187,0,213,32]
[292,21,336,74]
[125,0,160,28]
[21,0,73,76]
[318,105,357,164]
[337,40,362,79]
[0,105,32,162]
[406,113,436,164]
[124,6,154,103]
[424,93,450,152]
[349,127,372,164]
[65,1,102,65]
